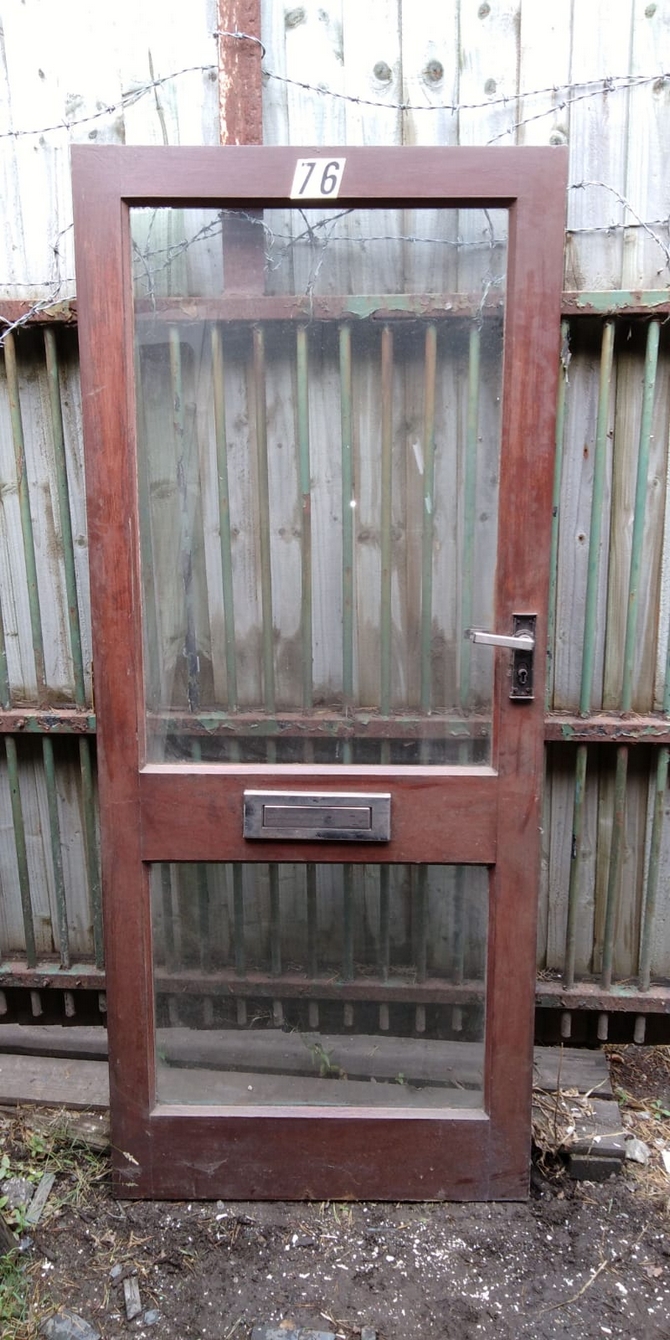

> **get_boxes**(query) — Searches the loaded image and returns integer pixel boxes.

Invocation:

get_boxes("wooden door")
[72,145,567,1200]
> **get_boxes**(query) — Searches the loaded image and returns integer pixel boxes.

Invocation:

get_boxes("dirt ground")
[2,1045,670,1340]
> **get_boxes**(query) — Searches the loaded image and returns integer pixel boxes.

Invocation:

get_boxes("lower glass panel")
[151,862,488,1109]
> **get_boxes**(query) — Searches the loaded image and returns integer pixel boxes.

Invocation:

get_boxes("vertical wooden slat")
[379,866,390,982]
[582,321,616,712]
[269,863,282,1025]
[190,743,212,971]
[4,332,47,702]
[546,320,570,711]
[380,325,393,717]
[601,321,661,989]
[44,327,103,969]
[564,320,615,988]
[253,326,275,716]
[621,322,661,712]
[43,328,86,704]
[306,863,319,1028]
[297,325,313,711]
[639,744,668,990]
[269,864,281,975]
[0,594,8,711]
[0,591,36,965]
[160,865,176,973]
[340,323,354,739]
[420,324,437,719]
[134,348,162,722]
[415,868,428,981]
[233,864,245,975]
[79,736,103,969]
[5,737,36,967]
[211,324,238,710]
[459,324,480,704]
[342,863,354,982]
[169,327,200,715]
[42,735,69,969]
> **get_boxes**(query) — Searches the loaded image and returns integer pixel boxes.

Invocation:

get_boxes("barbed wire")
[571,180,670,273]
[1,194,668,343]
[0,36,668,337]
[0,45,667,142]
[0,64,218,141]
[264,68,669,123]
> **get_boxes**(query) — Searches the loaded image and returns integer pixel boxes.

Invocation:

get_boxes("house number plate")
[290,157,346,199]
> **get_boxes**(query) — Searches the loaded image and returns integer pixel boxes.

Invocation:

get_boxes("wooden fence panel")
[1,1,670,1017]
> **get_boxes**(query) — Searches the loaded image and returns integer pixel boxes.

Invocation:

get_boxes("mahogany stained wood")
[71,144,568,1202]
[139,768,497,863]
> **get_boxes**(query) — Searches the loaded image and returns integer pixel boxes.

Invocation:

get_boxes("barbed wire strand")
[0,44,667,141]
[1,39,668,337]
[2,183,669,343]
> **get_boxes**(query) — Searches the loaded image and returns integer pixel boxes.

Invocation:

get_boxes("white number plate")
[290,157,346,200]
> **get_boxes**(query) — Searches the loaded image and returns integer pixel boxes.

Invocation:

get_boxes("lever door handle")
[465,629,535,651]
[464,614,537,700]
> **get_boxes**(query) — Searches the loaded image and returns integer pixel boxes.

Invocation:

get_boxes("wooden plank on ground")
[0,1025,107,1060]
[157,1065,482,1109]
[569,1097,626,1156]
[0,1029,614,1097]
[24,1170,55,1225]
[533,1044,612,1097]
[0,1054,108,1109]
[157,1029,485,1089]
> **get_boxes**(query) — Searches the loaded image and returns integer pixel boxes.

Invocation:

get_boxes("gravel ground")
[1,1044,669,1340]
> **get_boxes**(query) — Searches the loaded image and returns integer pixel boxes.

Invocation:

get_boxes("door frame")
[72,145,567,1200]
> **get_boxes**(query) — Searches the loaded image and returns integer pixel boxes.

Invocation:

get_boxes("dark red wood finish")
[71,145,567,1201]
[139,768,497,864]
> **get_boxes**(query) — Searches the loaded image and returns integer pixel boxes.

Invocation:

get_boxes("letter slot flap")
[243,791,391,841]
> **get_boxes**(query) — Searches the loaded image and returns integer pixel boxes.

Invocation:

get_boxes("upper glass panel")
[132,206,507,765]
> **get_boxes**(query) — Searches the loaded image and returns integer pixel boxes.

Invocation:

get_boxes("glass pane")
[132,207,507,764]
[152,862,488,1110]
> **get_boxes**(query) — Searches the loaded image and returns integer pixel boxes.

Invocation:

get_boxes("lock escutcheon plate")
[509,614,536,700]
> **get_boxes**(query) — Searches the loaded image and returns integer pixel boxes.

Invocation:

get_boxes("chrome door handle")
[464,614,537,700]
[465,629,535,651]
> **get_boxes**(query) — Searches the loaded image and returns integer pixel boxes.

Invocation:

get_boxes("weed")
[0,1249,29,1339]
[0,1198,32,1236]
[306,1040,347,1080]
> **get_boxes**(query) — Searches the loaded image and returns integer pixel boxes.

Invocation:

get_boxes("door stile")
[72,174,156,1172]
[484,172,568,1194]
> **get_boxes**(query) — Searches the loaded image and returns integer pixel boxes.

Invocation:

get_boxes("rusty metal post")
[217,0,264,146]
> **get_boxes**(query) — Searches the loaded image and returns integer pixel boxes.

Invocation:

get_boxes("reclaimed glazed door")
[72,146,567,1200]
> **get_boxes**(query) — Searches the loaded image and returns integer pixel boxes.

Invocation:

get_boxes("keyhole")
[517,665,528,686]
